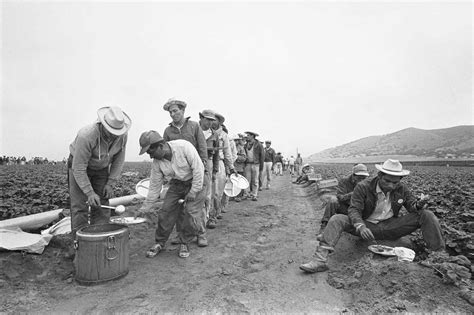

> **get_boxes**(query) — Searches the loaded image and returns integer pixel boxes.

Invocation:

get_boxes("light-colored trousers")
[262,162,273,188]
[275,162,283,175]
[244,163,260,197]
[211,160,226,220]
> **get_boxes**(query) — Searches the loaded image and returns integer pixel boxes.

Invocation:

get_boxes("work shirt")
[141,140,204,211]
[366,184,394,224]
[264,147,276,163]
[163,117,208,172]
[202,126,219,174]
[69,122,127,197]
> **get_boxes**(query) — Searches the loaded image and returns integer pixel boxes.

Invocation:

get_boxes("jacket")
[348,176,418,228]
[245,140,265,171]
[163,117,208,172]
[264,147,276,163]
[335,175,358,213]
[69,122,127,197]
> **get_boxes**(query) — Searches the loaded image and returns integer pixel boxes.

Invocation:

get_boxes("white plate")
[110,216,147,225]
[368,244,396,256]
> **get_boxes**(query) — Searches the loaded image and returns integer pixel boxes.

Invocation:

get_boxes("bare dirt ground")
[1,173,472,313]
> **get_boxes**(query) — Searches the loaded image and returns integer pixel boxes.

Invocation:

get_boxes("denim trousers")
[155,179,206,246]
[68,166,110,238]
[244,163,260,197]
[321,197,349,225]
[320,211,445,256]
[262,162,273,188]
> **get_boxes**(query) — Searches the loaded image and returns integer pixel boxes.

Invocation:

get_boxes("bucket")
[74,223,129,285]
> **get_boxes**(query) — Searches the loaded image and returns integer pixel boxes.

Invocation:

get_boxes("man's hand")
[87,193,101,208]
[103,184,114,199]
[416,193,430,210]
[229,168,236,175]
[359,226,375,241]
[185,191,196,202]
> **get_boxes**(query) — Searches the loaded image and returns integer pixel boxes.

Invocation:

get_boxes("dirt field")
[1,170,472,313]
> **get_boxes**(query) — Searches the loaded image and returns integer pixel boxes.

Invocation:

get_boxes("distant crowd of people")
[66,102,446,273]
[0,155,63,165]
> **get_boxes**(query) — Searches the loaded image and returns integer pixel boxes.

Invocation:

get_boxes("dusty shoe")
[146,243,163,258]
[197,235,208,247]
[299,260,328,273]
[216,214,223,219]
[178,244,190,258]
[234,197,241,202]
[251,196,258,201]
[206,219,217,229]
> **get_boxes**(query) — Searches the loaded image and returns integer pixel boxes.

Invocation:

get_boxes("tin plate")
[368,245,396,256]
[110,216,146,225]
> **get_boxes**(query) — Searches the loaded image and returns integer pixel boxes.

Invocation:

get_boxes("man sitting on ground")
[293,163,315,184]
[300,159,445,273]
[317,164,369,237]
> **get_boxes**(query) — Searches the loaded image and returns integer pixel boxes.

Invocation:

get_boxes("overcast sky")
[1,1,472,161]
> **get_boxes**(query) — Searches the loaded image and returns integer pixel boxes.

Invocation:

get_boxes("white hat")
[375,159,410,177]
[97,106,131,136]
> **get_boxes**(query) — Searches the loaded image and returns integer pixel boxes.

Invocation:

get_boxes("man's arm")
[259,143,264,171]
[347,184,366,229]
[336,177,354,203]
[140,160,164,212]
[221,133,235,172]
[187,144,204,194]
[194,124,209,172]
[71,134,95,197]
[107,135,127,186]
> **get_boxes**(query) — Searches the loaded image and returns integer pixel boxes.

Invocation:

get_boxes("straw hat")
[375,159,410,176]
[97,106,131,136]
[245,131,259,137]
[163,99,187,111]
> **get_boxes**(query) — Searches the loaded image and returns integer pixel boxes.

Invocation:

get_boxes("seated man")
[317,164,370,236]
[300,159,445,273]
[293,164,314,184]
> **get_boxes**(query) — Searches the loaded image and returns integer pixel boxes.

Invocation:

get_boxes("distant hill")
[307,125,474,163]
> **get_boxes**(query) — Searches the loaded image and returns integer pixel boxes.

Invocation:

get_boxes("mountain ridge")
[307,125,474,162]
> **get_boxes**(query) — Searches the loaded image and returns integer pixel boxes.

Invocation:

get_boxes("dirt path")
[2,172,472,313]
[29,173,347,313]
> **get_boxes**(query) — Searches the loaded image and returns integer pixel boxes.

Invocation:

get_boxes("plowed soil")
[1,169,472,313]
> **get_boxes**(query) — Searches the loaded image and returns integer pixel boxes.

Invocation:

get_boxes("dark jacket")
[245,140,265,171]
[335,175,358,213]
[163,118,208,171]
[264,147,276,163]
[348,176,418,227]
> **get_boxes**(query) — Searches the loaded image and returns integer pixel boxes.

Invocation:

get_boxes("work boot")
[178,244,190,258]
[197,235,208,247]
[300,246,331,273]
[206,219,217,229]
[216,214,223,219]
[299,260,328,273]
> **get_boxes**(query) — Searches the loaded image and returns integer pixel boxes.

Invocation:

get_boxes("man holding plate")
[300,159,445,273]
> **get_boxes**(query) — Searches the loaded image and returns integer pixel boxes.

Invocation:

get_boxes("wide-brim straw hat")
[245,131,259,137]
[375,159,410,176]
[97,106,131,136]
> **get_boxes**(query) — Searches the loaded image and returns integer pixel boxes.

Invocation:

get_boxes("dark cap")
[139,130,164,155]
[214,112,225,123]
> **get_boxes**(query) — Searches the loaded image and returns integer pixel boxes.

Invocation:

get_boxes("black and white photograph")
[1,0,473,313]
